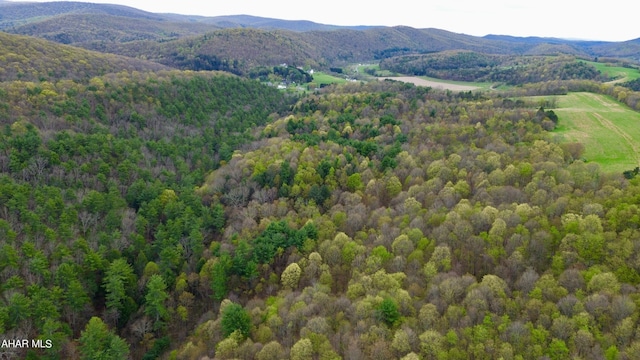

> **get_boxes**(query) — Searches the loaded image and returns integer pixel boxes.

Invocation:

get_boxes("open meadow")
[584,60,640,82]
[311,71,348,85]
[553,92,640,173]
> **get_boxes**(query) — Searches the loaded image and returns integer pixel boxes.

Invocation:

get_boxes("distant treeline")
[380,52,611,85]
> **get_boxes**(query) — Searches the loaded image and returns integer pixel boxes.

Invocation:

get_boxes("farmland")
[553,92,640,173]
[584,60,640,82]
[311,71,348,85]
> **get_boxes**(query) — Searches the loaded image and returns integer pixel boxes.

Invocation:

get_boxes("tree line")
[380,52,610,85]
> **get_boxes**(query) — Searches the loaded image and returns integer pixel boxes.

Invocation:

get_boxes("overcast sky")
[10,0,639,42]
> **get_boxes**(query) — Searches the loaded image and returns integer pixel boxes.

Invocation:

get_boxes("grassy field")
[584,60,640,82]
[311,71,348,85]
[552,92,640,173]
[354,63,396,77]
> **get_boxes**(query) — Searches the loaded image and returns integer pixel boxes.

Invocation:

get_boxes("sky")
[9,0,639,42]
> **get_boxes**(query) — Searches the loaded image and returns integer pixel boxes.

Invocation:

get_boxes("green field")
[584,60,640,82]
[311,71,348,85]
[553,92,640,173]
[353,63,396,77]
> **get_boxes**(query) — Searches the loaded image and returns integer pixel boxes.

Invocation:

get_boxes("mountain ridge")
[2,1,639,72]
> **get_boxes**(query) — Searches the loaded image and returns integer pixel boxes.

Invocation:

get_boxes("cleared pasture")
[312,71,347,85]
[553,92,640,173]
[584,60,640,82]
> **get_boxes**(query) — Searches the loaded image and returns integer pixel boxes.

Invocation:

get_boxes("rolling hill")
[8,13,220,45]
[79,26,576,75]
[0,0,166,27]
[162,14,377,32]
[2,0,640,73]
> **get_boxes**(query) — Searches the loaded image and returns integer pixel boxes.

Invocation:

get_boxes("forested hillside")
[80,26,530,76]
[9,14,220,45]
[0,1,166,28]
[0,32,168,82]
[166,80,640,360]
[4,49,640,358]
[0,56,293,358]
[380,52,610,84]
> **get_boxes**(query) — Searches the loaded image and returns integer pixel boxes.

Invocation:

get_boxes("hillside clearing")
[312,71,348,85]
[584,60,640,83]
[553,92,640,173]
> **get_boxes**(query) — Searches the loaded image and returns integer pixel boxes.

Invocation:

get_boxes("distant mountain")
[483,34,583,44]
[8,13,221,44]
[92,26,608,74]
[74,26,524,74]
[2,0,639,73]
[0,2,373,36]
[582,38,640,61]
[484,34,640,60]
[0,1,166,28]
[162,14,377,32]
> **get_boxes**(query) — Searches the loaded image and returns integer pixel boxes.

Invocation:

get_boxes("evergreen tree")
[78,317,130,360]
[221,303,251,338]
[145,275,170,330]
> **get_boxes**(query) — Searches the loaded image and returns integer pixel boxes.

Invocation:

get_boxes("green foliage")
[547,339,569,360]
[0,66,292,350]
[4,30,640,359]
[220,303,251,339]
[376,298,401,327]
[346,173,363,191]
[252,220,317,264]
[372,245,393,263]
[290,338,314,360]
[141,336,171,360]
[281,263,302,289]
[103,259,135,317]
[623,77,640,91]
[144,275,170,328]
[605,345,619,360]
[211,254,232,301]
[78,317,130,360]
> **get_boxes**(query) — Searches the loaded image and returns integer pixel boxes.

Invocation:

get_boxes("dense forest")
[4,3,640,360]
[4,60,640,359]
[0,67,293,359]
